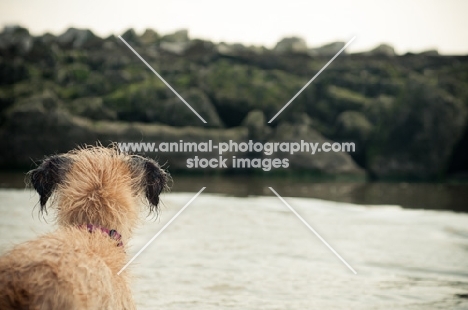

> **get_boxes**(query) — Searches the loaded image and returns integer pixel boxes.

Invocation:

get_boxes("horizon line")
[1,24,465,56]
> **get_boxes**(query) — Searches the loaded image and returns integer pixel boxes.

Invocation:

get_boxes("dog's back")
[0,146,168,309]
[0,227,135,309]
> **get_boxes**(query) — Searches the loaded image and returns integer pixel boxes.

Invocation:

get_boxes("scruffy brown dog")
[0,146,168,309]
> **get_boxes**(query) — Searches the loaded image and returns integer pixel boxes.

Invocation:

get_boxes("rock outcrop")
[0,91,245,170]
[57,28,101,49]
[309,42,345,56]
[267,115,364,176]
[274,36,307,54]
[1,26,467,179]
[368,79,466,179]
[367,44,396,57]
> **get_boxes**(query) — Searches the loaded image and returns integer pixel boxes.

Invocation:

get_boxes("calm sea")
[1,173,468,309]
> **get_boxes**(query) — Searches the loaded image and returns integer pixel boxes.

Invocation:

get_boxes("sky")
[1,0,467,55]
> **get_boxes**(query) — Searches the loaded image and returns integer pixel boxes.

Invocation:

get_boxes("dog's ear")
[130,157,169,213]
[29,155,71,212]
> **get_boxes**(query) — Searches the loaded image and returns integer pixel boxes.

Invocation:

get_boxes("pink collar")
[80,223,123,247]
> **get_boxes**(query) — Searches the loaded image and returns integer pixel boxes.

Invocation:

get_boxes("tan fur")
[0,146,168,310]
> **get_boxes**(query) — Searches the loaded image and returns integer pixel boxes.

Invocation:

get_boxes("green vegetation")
[0,26,467,180]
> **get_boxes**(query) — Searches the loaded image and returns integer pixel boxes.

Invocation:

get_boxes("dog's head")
[28,146,169,235]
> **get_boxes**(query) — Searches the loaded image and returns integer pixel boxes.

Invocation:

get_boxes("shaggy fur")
[0,146,169,309]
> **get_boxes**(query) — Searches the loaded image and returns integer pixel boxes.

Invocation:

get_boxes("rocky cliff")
[1,26,467,179]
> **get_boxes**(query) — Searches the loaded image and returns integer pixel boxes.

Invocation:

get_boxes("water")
[1,189,468,309]
[2,173,468,212]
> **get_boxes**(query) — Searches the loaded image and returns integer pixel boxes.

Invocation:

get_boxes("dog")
[0,145,169,309]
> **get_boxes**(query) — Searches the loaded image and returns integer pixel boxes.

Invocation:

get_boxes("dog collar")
[80,224,123,247]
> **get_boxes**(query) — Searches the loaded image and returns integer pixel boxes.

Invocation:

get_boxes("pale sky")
[1,0,467,54]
